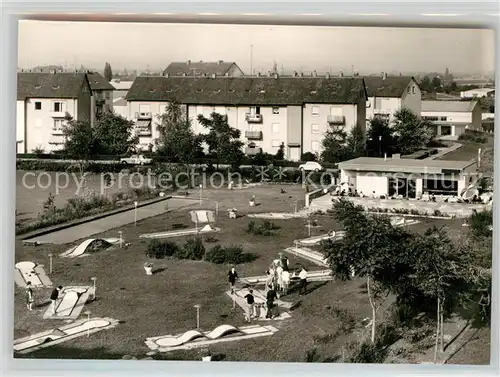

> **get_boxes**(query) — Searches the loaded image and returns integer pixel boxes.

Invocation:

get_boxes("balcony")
[245,147,262,155]
[136,112,152,119]
[245,113,263,123]
[50,111,66,118]
[245,130,263,140]
[136,119,152,136]
[373,109,391,115]
[51,128,64,136]
[327,115,345,125]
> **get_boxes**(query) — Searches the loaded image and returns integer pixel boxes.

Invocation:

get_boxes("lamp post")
[134,201,138,226]
[118,231,123,248]
[199,184,203,207]
[48,253,53,274]
[194,304,201,329]
[378,136,382,157]
[84,310,91,337]
[215,201,219,217]
[91,277,97,300]
[306,220,312,237]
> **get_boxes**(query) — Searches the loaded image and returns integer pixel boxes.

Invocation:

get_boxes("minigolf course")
[60,238,120,258]
[189,210,215,224]
[296,231,341,246]
[227,288,292,321]
[14,261,52,288]
[390,216,420,227]
[284,246,330,267]
[248,212,307,219]
[13,317,120,354]
[240,270,332,286]
[145,324,278,352]
[43,286,92,320]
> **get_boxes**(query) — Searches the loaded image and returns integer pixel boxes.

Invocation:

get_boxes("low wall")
[345,197,490,218]
[305,184,336,207]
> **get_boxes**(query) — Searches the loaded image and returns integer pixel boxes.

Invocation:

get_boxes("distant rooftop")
[422,100,478,113]
[363,75,416,98]
[338,157,476,174]
[162,61,242,77]
[110,79,134,90]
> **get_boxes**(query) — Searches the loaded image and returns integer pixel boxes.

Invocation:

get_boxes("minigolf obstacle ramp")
[13,317,120,354]
[60,238,120,258]
[145,324,278,352]
[139,224,219,239]
[189,210,215,224]
[43,286,92,320]
[14,261,52,288]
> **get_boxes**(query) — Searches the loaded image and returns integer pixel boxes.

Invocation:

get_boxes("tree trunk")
[434,297,440,363]
[440,298,445,353]
[366,275,376,343]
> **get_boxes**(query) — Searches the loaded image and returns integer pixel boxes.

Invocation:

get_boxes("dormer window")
[228,89,235,93]
[52,85,60,89]
[214,89,221,93]
[310,90,317,94]
[149,88,156,92]
[259,90,266,94]
[34,85,41,89]
[196,89,203,93]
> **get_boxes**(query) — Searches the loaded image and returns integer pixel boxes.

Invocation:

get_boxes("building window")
[311,106,320,116]
[440,116,447,121]
[412,86,416,94]
[139,104,151,116]
[423,116,439,121]
[271,140,281,148]
[407,87,411,93]
[272,123,280,133]
[34,102,42,110]
[311,124,320,134]
[53,119,65,131]
[105,91,110,100]
[53,101,64,112]
[272,107,279,114]
[311,141,320,152]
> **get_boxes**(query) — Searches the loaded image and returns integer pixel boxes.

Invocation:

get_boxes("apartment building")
[163,60,244,77]
[87,72,115,117]
[421,100,482,138]
[17,71,93,153]
[124,74,367,160]
[364,74,421,123]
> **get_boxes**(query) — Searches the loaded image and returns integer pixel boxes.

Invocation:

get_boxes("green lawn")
[438,137,493,162]
[13,187,490,363]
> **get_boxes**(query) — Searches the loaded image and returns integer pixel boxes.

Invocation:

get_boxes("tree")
[275,142,285,160]
[93,112,138,156]
[61,115,95,161]
[392,108,433,155]
[346,123,366,159]
[156,103,202,187]
[104,62,113,81]
[320,199,412,343]
[431,76,442,92]
[366,117,394,157]
[419,76,432,92]
[320,124,348,163]
[197,112,244,168]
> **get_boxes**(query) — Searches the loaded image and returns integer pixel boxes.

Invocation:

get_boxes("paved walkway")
[26,198,196,245]
[427,143,463,160]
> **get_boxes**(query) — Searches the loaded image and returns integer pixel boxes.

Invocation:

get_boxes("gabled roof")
[363,76,416,98]
[87,72,115,91]
[110,79,134,90]
[162,61,240,77]
[422,100,479,113]
[125,76,367,105]
[17,72,90,100]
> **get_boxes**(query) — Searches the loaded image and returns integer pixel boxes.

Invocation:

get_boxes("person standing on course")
[281,269,290,296]
[228,267,238,294]
[244,289,255,322]
[266,287,277,319]
[299,267,308,295]
[50,286,62,315]
[25,282,34,311]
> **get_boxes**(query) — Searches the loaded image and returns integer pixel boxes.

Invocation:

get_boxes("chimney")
[218,60,223,65]
[187,60,191,65]
[211,73,216,79]
[299,72,304,77]
[182,72,187,77]
[257,72,261,77]
[164,73,169,78]
[340,71,343,77]
[326,73,330,79]
[293,71,298,77]
[382,72,387,80]
[273,72,278,79]
[313,70,317,77]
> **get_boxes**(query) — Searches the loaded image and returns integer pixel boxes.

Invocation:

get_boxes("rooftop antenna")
[351,65,354,76]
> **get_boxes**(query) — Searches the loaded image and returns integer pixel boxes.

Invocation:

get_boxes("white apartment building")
[421,100,482,138]
[460,88,495,99]
[364,74,422,123]
[125,75,367,160]
[17,71,93,153]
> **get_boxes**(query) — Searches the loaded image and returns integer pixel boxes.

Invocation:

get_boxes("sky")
[18,20,495,75]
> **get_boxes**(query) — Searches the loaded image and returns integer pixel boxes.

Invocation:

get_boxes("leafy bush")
[301,152,317,161]
[205,244,257,265]
[469,209,493,238]
[145,239,178,259]
[204,236,218,243]
[458,130,487,144]
[175,237,205,260]
[343,339,389,363]
[246,219,279,236]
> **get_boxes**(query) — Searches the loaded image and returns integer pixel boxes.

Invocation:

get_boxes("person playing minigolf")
[25,282,34,311]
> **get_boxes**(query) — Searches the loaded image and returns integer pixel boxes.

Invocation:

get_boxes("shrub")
[145,239,178,259]
[469,209,493,238]
[343,339,389,363]
[205,244,257,265]
[301,152,317,161]
[246,219,279,236]
[175,237,205,260]
[458,130,487,144]
[204,236,218,243]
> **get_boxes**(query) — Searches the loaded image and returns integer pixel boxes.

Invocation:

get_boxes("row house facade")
[364,74,422,124]
[16,72,94,153]
[124,75,368,160]
[87,72,115,117]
